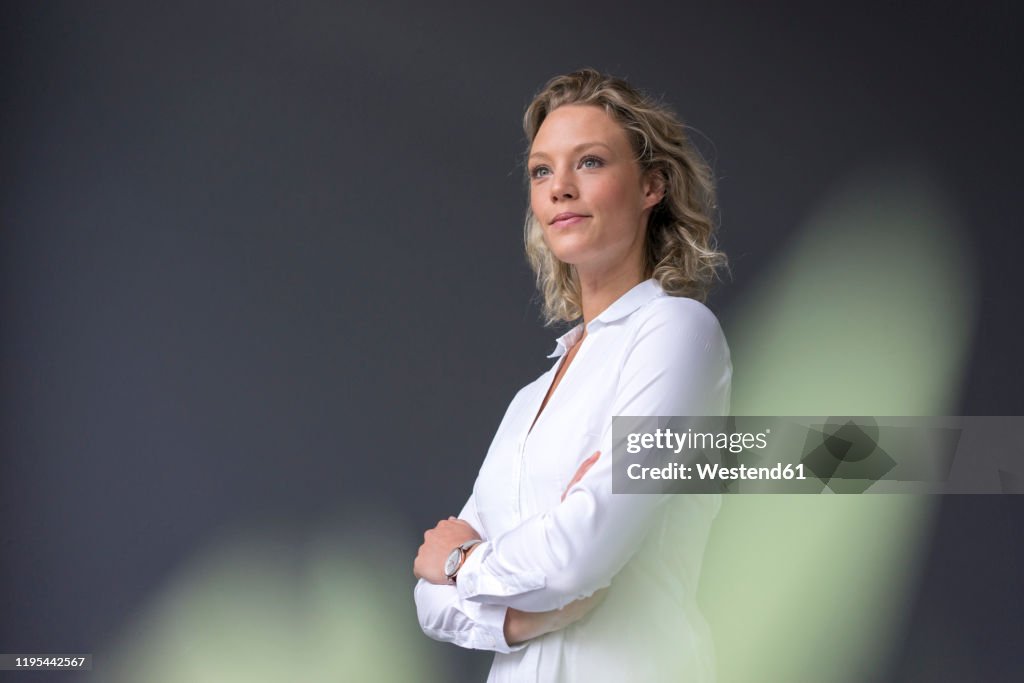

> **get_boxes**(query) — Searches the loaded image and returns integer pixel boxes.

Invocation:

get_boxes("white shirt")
[415,279,732,682]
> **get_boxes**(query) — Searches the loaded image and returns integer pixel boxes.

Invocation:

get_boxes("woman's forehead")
[531,105,630,153]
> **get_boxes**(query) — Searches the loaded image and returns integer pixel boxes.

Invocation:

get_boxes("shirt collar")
[547,278,663,358]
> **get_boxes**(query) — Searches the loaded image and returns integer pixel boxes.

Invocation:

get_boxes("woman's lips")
[550,213,589,229]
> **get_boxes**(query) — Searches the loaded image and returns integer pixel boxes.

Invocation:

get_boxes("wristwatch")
[444,539,483,584]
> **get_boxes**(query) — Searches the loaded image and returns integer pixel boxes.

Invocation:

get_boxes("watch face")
[444,548,462,577]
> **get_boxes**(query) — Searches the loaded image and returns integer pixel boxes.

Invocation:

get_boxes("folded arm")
[414,461,609,649]
[413,493,525,652]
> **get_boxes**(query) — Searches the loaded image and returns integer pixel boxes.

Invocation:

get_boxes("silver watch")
[444,539,483,583]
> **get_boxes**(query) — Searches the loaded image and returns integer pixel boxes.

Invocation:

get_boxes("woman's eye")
[580,156,603,169]
[530,166,551,179]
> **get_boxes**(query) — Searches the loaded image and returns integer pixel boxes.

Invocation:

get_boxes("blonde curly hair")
[523,68,727,324]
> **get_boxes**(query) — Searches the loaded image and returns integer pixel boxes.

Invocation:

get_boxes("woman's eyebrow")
[528,141,613,161]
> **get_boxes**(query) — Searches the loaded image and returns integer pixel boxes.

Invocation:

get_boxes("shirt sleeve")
[413,492,527,653]
[454,299,731,612]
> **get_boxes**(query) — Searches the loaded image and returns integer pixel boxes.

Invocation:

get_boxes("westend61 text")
[627,462,807,481]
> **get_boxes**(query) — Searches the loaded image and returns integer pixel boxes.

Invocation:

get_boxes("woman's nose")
[550,171,578,201]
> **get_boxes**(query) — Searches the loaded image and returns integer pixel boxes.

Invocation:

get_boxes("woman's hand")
[562,451,601,501]
[414,517,481,585]
[504,587,609,645]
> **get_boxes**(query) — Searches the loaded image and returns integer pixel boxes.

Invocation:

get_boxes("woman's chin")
[551,252,588,268]
[543,239,592,267]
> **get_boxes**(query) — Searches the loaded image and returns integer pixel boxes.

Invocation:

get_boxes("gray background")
[2,1,1022,681]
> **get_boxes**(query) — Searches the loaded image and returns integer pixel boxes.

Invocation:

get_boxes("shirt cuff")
[456,540,547,602]
[473,603,525,654]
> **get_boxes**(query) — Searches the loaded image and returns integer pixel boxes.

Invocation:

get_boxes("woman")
[414,68,731,682]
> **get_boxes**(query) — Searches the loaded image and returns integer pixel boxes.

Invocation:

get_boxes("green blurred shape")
[94,520,441,683]
[702,163,977,683]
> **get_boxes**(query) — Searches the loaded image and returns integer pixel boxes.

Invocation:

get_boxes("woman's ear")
[642,169,667,209]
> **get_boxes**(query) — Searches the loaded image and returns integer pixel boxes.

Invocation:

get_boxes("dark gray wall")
[2,1,1021,681]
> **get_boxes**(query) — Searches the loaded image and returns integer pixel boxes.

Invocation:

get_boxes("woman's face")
[528,104,662,279]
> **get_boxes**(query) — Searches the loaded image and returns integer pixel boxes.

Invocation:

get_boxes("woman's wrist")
[503,607,552,645]
[503,608,516,645]
[503,608,525,645]
[504,588,610,645]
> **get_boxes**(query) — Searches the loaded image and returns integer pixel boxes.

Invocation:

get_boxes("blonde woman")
[414,69,731,682]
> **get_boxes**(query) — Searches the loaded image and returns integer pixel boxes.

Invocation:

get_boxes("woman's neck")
[578,262,646,326]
